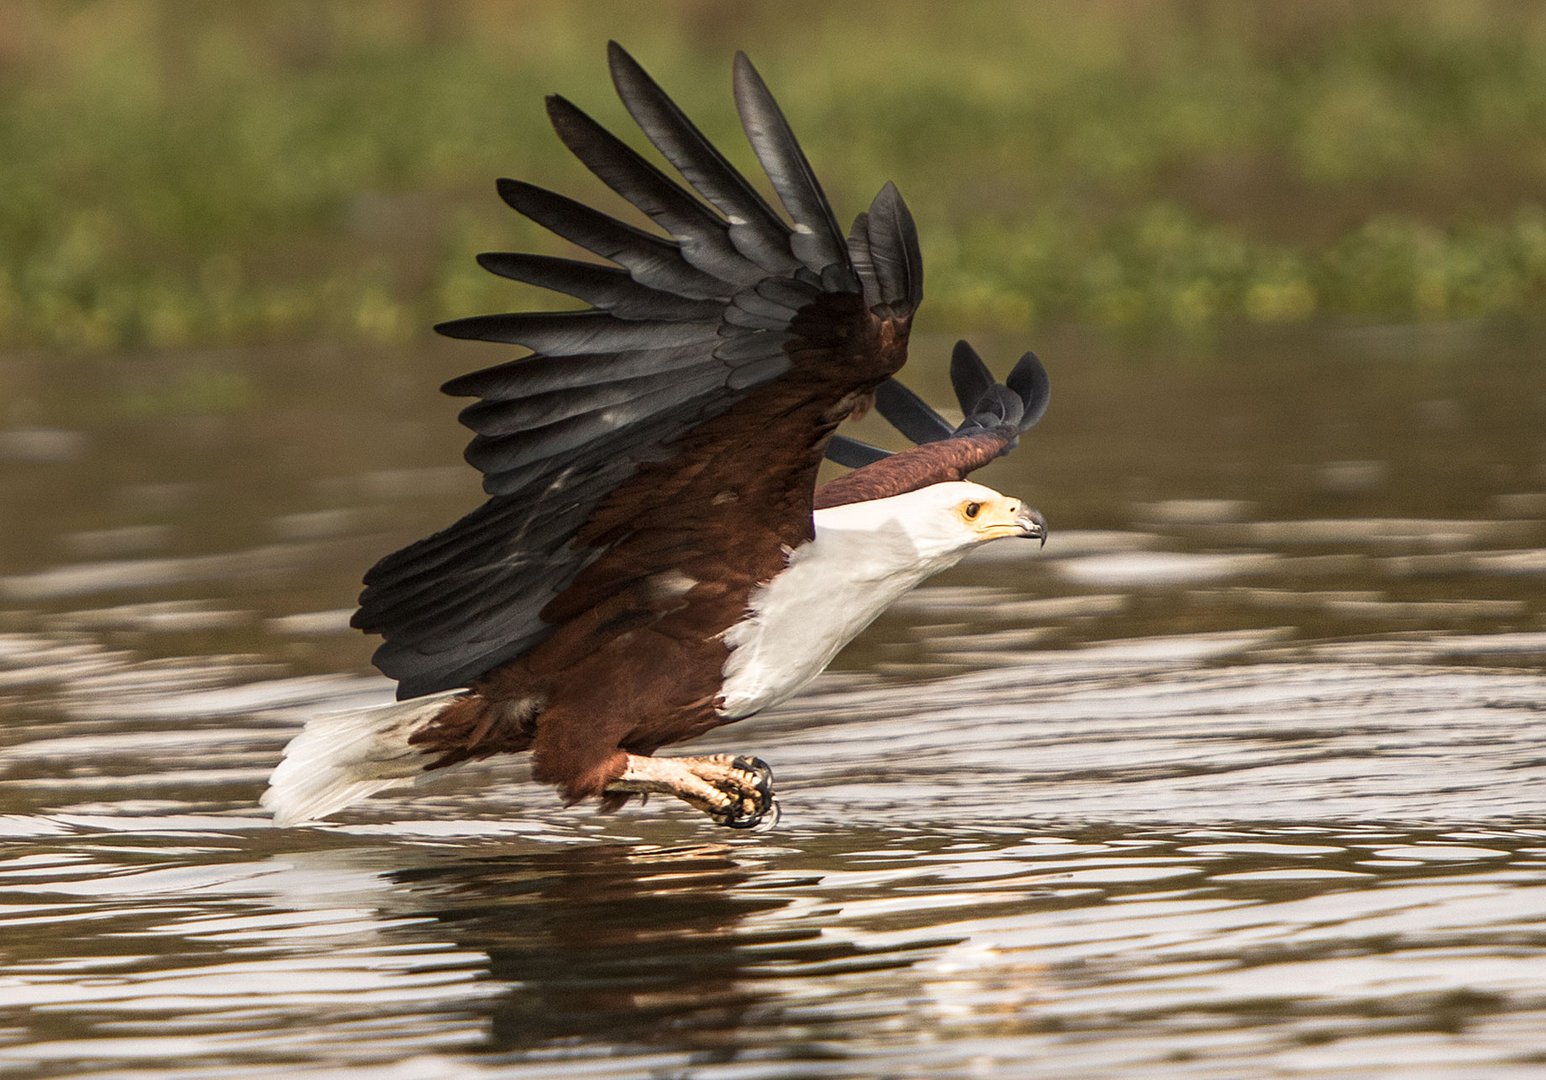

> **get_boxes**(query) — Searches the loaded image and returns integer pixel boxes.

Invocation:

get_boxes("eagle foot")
[606,753,779,830]
[709,756,777,830]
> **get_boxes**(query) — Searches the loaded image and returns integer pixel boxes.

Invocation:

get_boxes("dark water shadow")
[386,840,949,1062]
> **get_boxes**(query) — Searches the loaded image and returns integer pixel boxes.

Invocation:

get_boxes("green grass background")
[5,0,1546,351]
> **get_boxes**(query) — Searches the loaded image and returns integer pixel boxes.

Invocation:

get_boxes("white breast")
[715,495,968,720]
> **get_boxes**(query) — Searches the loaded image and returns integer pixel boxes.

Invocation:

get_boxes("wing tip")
[494,176,528,209]
[433,316,485,341]
[607,39,641,85]
[1008,350,1051,431]
[545,92,576,119]
[860,181,923,313]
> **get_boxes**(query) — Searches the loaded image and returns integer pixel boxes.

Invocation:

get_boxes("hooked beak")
[1015,505,1048,548]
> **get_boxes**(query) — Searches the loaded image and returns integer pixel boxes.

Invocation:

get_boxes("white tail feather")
[262,690,466,825]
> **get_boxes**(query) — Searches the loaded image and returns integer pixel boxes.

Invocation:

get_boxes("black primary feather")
[606,41,799,275]
[1006,350,1051,431]
[860,182,923,313]
[441,345,712,401]
[825,435,892,468]
[496,179,730,300]
[474,253,721,321]
[731,52,850,275]
[544,95,763,286]
[434,310,710,353]
[949,340,996,415]
[823,341,1051,467]
[872,379,955,444]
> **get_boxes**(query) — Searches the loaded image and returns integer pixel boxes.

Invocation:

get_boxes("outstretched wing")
[815,341,1049,509]
[353,44,924,699]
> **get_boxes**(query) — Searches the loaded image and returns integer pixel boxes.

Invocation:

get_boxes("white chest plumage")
[716,492,970,720]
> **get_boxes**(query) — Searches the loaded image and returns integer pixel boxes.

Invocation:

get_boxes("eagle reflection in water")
[387,842,940,1057]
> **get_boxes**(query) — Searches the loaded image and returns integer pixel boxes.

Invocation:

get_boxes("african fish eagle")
[264,44,1050,830]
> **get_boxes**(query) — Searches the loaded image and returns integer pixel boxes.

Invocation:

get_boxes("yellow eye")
[964,501,982,519]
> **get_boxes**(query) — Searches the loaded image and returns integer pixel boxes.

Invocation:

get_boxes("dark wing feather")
[495,179,729,300]
[356,48,922,698]
[1006,350,1052,430]
[825,434,891,468]
[545,94,763,286]
[732,52,852,276]
[474,253,721,321]
[436,310,708,353]
[815,343,1051,509]
[872,378,955,444]
[607,42,799,274]
[949,340,996,415]
[858,182,923,314]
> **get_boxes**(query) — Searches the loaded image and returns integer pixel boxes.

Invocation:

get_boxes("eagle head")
[898,480,1047,558]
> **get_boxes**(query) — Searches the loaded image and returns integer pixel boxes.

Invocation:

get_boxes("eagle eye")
[964,501,982,519]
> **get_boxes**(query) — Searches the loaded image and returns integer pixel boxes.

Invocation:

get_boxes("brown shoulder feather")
[814,431,1009,509]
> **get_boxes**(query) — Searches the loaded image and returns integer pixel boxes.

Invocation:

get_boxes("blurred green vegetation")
[4,0,1546,351]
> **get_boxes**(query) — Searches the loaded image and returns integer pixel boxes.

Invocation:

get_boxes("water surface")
[2,326,1545,1076]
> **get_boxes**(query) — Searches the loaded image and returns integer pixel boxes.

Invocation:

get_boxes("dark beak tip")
[1019,507,1048,547]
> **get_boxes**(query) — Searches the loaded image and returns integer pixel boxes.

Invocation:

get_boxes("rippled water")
[2,327,1545,1076]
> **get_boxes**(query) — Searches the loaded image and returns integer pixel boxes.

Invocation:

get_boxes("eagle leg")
[605,753,778,830]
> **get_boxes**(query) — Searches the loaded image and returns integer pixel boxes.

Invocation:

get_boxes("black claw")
[719,808,766,830]
[749,797,782,832]
[711,756,777,830]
